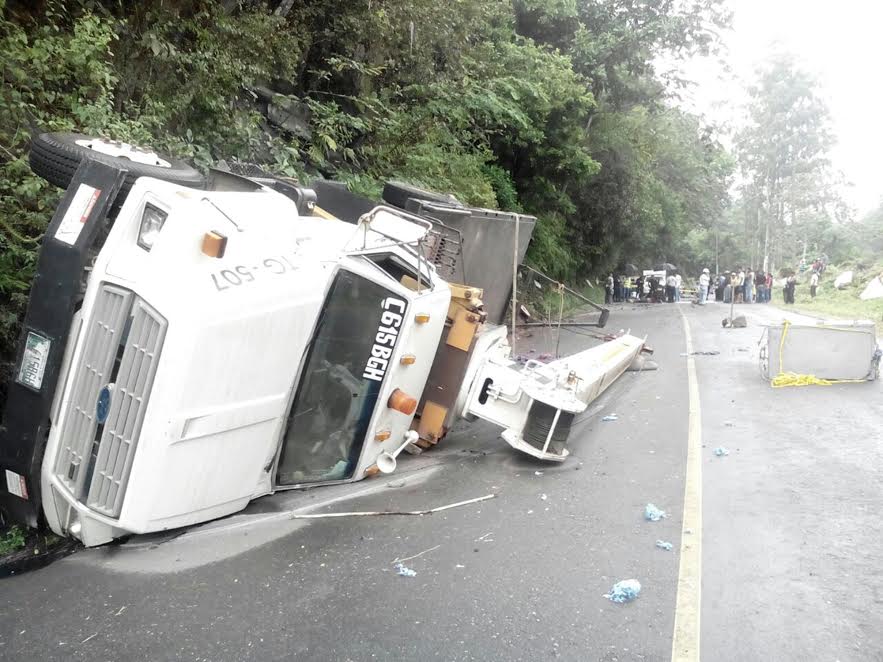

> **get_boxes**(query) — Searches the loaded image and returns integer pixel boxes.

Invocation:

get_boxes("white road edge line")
[672,307,703,661]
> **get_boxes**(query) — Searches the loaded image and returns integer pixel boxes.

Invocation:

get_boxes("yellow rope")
[771,320,868,387]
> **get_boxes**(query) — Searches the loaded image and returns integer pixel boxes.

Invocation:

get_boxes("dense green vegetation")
[0,0,736,371]
[2,1,880,380]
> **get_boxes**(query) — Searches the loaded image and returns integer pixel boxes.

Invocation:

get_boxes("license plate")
[17,331,51,391]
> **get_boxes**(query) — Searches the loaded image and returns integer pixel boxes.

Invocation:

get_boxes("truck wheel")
[382,180,461,209]
[29,132,205,194]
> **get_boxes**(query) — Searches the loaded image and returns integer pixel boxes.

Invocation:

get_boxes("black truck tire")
[381,180,460,210]
[29,132,205,194]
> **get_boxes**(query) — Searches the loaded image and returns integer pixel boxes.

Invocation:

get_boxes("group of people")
[605,273,682,304]
[697,267,774,305]
[605,260,826,307]
[604,274,641,303]
[697,265,822,305]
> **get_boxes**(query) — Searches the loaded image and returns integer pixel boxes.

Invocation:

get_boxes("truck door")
[275,269,406,486]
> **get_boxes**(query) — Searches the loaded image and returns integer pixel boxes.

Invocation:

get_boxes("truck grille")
[55,285,132,493]
[54,284,166,518]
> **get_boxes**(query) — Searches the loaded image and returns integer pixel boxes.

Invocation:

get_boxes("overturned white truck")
[0,134,645,546]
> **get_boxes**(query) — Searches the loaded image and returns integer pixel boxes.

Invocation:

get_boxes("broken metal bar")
[288,493,496,519]
[520,265,609,315]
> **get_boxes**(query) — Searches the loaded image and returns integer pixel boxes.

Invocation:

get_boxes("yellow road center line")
[672,308,703,661]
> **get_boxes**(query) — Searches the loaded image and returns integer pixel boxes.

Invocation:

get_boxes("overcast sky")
[673,0,883,217]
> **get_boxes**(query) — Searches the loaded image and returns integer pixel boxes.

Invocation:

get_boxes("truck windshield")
[277,270,406,485]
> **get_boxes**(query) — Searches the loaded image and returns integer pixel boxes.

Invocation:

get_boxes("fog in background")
[674,0,883,217]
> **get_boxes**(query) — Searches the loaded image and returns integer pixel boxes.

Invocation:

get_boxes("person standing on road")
[745,269,755,303]
[698,268,710,305]
[755,270,765,303]
[605,274,614,304]
[784,275,796,304]
[810,270,819,298]
[735,268,745,303]
[665,273,676,302]
[765,271,773,303]
[675,272,683,302]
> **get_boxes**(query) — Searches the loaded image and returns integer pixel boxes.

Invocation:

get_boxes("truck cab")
[39,176,449,546]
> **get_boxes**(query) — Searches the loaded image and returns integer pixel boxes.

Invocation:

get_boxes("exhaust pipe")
[377,430,420,474]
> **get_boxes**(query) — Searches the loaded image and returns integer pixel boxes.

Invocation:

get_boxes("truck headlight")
[137,204,168,251]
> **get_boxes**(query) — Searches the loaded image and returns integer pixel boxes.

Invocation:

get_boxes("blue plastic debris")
[655,540,673,551]
[601,414,619,422]
[394,563,417,577]
[713,447,730,457]
[604,579,641,603]
[644,503,667,521]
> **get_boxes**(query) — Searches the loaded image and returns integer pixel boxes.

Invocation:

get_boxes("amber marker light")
[374,430,391,442]
[388,388,418,415]
[415,313,431,324]
[202,230,227,258]
[400,354,416,365]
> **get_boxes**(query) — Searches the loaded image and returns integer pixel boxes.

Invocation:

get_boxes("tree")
[735,52,849,273]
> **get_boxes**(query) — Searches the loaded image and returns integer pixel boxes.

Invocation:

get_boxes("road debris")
[392,545,440,565]
[475,532,494,542]
[540,494,548,501]
[394,563,417,577]
[644,503,667,521]
[655,540,673,551]
[604,579,641,603]
[601,414,619,422]
[680,350,720,356]
[534,471,544,476]
[713,447,730,457]
[290,493,496,519]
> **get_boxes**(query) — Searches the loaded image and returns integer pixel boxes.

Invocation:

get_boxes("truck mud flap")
[0,159,126,527]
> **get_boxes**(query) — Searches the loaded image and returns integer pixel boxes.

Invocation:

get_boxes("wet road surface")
[1,301,880,661]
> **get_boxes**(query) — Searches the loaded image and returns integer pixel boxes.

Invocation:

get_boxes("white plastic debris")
[644,503,667,521]
[540,494,548,501]
[534,471,544,476]
[713,447,729,457]
[601,414,619,422]
[655,540,673,551]
[604,579,641,603]
[834,271,853,289]
[394,563,417,577]
[860,274,883,300]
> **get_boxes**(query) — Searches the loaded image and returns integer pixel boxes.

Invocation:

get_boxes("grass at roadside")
[515,271,608,323]
[0,525,26,554]
[768,264,883,332]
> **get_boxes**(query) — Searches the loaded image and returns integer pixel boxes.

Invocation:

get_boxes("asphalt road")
[1,301,880,661]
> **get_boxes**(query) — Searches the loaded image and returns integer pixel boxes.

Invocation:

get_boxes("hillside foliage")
[0,0,734,374]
